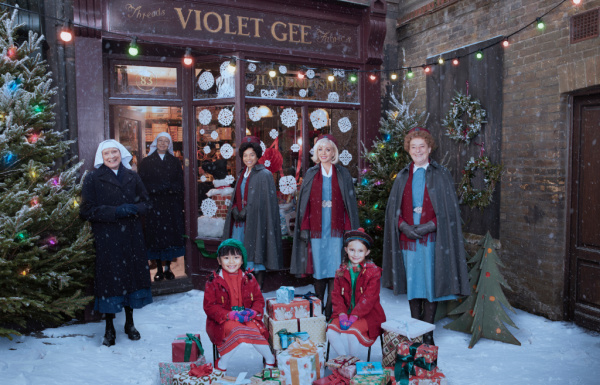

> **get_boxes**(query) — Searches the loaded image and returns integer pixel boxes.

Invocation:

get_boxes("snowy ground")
[1,286,600,385]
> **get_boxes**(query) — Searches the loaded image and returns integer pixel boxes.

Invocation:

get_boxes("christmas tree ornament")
[30,197,39,206]
[15,231,29,242]
[442,90,487,144]
[28,133,40,143]
[33,104,44,113]
[72,199,79,208]
[50,176,60,187]
[7,45,17,59]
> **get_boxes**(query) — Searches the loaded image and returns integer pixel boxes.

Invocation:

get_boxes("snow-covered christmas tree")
[355,92,427,265]
[0,10,95,339]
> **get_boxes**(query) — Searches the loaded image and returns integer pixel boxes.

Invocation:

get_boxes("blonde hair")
[311,138,339,164]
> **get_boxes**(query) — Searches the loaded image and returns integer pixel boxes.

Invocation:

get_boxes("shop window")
[195,60,236,100]
[245,62,358,103]
[114,65,178,97]
[196,105,236,239]
[112,105,183,171]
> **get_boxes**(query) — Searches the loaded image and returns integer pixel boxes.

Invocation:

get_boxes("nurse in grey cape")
[382,127,470,345]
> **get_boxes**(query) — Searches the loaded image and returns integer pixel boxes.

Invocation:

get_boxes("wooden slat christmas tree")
[444,232,520,348]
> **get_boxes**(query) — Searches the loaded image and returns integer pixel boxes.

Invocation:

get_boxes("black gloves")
[414,221,436,236]
[115,203,138,218]
[299,229,310,241]
[399,221,422,239]
[231,206,247,222]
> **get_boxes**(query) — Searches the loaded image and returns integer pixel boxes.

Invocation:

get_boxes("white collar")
[413,163,429,173]
[244,168,252,178]
[321,164,333,177]
[112,169,119,175]
[158,153,166,160]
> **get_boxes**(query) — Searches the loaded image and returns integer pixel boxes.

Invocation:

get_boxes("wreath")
[459,156,503,210]
[442,92,487,144]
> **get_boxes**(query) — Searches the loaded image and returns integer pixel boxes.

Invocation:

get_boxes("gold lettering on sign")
[224,15,236,35]
[126,4,166,20]
[194,10,202,30]
[315,28,352,45]
[135,70,157,92]
[250,18,264,37]
[174,8,193,29]
[271,21,287,41]
[204,12,223,33]
[238,16,250,37]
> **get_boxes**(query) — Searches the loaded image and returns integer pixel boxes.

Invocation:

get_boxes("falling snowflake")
[199,129,205,135]
[291,143,300,153]
[327,92,339,103]
[225,175,235,184]
[339,150,352,166]
[246,84,255,92]
[333,69,345,77]
[203,146,211,154]
[211,131,219,140]
[200,175,207,182]
[306,69,315,79]
[310,109,328,129]
[338,117,352,133]
[219,61,234,78]
[198,109,212,125]
[261,89,277,98]
[218,108,234,126]
[299,89,307,98]
[225,199,231,206]
[201,198,218,217]
[279,65,287,74]
[248,107,261,122]
[220,144,234,159]
[260,141,266,153]
[280,108,298,128]
[197,71,214,90]
[248,63,256,72]
[269,129,279,139]
[279,175,297,195]
[264,160,271,167]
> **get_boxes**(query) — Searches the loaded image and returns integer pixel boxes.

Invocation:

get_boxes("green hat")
[217,238,247,270]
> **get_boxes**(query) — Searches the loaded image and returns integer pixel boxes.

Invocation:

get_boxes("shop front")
[72,0,386,290]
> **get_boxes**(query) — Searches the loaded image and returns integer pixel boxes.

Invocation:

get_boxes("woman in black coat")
[138,133,185,281]
[80,139,153,347]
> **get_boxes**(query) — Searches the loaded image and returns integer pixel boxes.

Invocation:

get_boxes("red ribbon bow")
[330,369,351,384]
[189,363,213,377]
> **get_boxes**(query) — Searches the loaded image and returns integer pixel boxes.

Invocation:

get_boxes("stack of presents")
[158,286,448,384]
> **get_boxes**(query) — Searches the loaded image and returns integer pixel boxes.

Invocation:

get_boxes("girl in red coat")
[326,228,386,357]
[203,238,275,372]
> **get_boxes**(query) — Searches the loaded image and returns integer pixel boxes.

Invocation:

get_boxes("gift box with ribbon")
[276,286,295,304]
[251,368,287,384]
[298,315,327,344]
[389,366,447,385]
[277,328,310,349]
[158,357,207,385]
[395,341,439,384]
[348,368,391,385]
[325,355,360,370]
[381,331,424,368]
[172,333,204,362]
[172,363,224,385]
[312,368,351,385]
[381,318,435,340]
[267,294,322,321]
[266,315,300,351]
[338,365,357,380]
[277,340,325,385]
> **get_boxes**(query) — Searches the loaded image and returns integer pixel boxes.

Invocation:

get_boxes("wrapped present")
[267,296,322,321]
[294,292,323,317]
[298,315,327,344]
[172,363,224,385]
[267,315,300,350]
[158,357,207,385]
[277,340,325,385]
[172,333,204,362]
[216,372,253,384]
[276,286,295,304]
[349,368,391,385]
[338,365,356,380]
[356,362,383,375]
[325,355,360,370]
[277,329,310,349]
[381,318,435,340]
[395,342,438,383]
[251,368,286,385]
[381,330,423,368]
[312,369,351,384]
[390,366,448,385]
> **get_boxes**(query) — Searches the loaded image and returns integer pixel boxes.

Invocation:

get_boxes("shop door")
[568,93,600,331]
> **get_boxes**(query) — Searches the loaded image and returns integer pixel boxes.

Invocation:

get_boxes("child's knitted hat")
[217,238,247,270]
[343,228,373,249]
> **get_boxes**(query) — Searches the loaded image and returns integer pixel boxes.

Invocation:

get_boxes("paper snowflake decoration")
[199,129,205,135]
[291,143,300,152]
[279,65,287,74]
[201,198,218,217]
[306,69,315,79]
[220,144,234,159]
[203,146,211,154]
[333,69,345,77]
[198,71,214,90]
[248,106,261,122]
[261,89,277,98]
[225,199,231,206]
[246,84,255,92]
[211,131,219,140]
[248,63,256,72]
[299,89,307,98]
[310,148,314,156]
[198,109,212,125]
[279,175,297,195]
[218,108,234,126]
[264,160,271,167]
[310,109,328,129]
[200,175,207,182]
[269,129,279,139]
[225,175,235,184]
[338,117,352,133]
[327,92,339,103]
[219,61,234,78]
[281,108,298,128]
[260,141,266,153]
[339,150,352,166]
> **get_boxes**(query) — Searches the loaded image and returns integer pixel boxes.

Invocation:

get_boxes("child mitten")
[339,313,351,330]
[241,309,257,320]
[347,315,358,328]
[227,311,239,321]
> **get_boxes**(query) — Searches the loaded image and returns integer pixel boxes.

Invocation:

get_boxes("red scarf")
[301,165,350,238]
[223,270,243,308]
[233,168,252,228]
[399,164,436,250]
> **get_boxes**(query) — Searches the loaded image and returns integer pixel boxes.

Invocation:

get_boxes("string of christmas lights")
[0,0,583,80]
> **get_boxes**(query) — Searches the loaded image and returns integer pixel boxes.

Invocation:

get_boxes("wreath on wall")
[442,91,487,144]
[459,155,503,210]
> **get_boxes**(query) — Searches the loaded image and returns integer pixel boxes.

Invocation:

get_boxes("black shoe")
[423,331,435,346]
[102,325,116,347]
[164,270,175,280]
[124,323,141,341]
[154,271,164,281]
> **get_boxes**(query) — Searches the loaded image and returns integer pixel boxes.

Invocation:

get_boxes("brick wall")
[385,0,600,320]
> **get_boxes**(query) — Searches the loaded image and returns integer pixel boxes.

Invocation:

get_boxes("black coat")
[138,152,185,252]
[80,164,151,298]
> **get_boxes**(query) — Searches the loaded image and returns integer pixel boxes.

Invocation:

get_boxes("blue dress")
[402,168,457,302]
[232,175,266,271]
[310,174,344,279]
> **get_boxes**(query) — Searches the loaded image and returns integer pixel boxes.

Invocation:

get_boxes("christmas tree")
[0,10,95,339]
[355,92,427,265]
[444,232,520,348]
